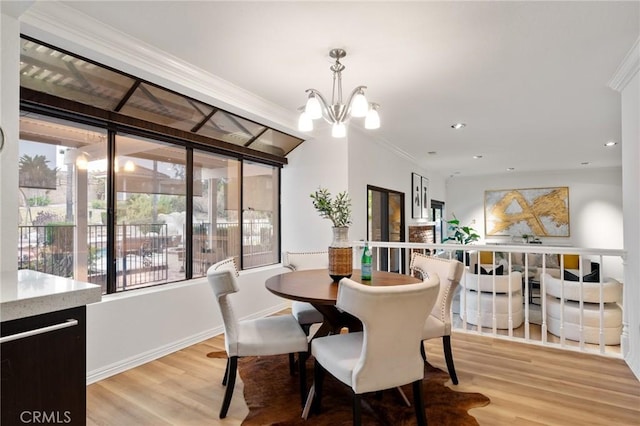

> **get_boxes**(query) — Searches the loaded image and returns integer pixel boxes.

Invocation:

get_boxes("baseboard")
[85,326,224,385]
[85,301,290,385]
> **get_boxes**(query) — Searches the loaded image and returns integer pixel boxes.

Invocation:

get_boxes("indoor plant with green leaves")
[443,214,480,245]
[310,188,353,280]
[443,214,480,263]
[310,188,352,228]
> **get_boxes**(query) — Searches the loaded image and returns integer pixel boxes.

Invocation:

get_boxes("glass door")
[367,185,405,272]
[431,199,445,243]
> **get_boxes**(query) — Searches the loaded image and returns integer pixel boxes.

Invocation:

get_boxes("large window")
[115,135,187,290]
[17,38,289,293]
[17,112,282,293]
[18,113,108,289]
[192,150,240,277]
[243,161,279,268]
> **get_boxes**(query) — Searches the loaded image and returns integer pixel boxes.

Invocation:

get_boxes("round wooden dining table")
[265,268,422,337]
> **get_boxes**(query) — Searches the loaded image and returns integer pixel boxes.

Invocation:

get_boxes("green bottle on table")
[361,242,372,280]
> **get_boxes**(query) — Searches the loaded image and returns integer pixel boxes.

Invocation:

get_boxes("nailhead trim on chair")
[284,251,329,271]
[210,257,239,277]
[410,255,454,321]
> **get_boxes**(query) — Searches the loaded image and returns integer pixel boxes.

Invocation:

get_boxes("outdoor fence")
[18,220,275,291]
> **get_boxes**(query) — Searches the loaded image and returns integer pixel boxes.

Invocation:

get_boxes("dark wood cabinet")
[1,306,86,426]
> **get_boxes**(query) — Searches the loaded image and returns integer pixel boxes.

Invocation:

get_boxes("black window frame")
[18,35,288,293]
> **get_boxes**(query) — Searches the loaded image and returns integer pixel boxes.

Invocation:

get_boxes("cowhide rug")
[207,351,489,425]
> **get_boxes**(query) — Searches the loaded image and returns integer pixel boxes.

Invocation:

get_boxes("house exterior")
[1,1,638,384]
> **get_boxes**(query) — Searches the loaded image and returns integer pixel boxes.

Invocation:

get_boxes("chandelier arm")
[341,85,368,121]
[305,88,338,123]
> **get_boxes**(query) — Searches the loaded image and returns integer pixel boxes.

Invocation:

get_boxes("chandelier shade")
[298,48,380,137]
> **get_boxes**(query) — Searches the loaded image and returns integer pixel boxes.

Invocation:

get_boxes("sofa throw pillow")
[474,264,504,275]
[474,264,488,275]
[563,270,579,281]
[545,253,560,269]
[582,269,600,282]
[564,269,599,282]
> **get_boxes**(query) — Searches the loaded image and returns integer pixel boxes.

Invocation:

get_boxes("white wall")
[347,129,446,242]
[619,52,640,378]
[86,265,290,383]
[445,168,623,249]
[281,126,447,251]
[281,125,349,251]
[445,168,625,282]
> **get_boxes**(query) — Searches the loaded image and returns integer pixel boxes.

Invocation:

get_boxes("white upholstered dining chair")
[283,251,328,335]
[310,275,440,426]
[207,258,309,418]
[410,252,465,385]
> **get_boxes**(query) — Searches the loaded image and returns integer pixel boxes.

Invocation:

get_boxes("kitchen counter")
[0,269,102,322]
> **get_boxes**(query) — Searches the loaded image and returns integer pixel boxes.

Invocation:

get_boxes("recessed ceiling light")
[604,141,617,147]
[473,155,483,159]
[451,123,466,130]
[506,167,515,171]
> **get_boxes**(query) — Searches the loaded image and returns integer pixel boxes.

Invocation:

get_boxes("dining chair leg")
[443,335,459,385]
[412,379,427,426]
[420,341,427,362]
[353,393,362,426]
[302,324,311,335]
[289,353,296,376]
[222,357,230,385]
[298,352,308,407]
[312,360,325,414]
[219,356,238,419]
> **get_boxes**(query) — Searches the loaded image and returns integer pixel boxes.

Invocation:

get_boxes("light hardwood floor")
[86,330,639,425]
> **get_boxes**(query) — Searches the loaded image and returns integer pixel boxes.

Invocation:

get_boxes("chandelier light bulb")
[298,111,313,132]
[365,104,380,130]
[332,122,346,138]
[305,94,322,119]
[350,90,369,117]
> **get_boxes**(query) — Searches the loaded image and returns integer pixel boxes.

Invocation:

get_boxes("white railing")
[352,241,626,358]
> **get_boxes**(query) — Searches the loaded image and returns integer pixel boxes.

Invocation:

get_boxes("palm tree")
[18,154,57,189]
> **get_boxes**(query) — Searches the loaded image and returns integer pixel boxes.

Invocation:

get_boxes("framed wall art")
[421,176,429,220]
[411,173,422,218]
[484,187,570,237]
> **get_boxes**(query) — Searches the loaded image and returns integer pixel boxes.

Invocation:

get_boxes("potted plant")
[310,188,352,228]
[310,188,353,281]
[443,214,480,263]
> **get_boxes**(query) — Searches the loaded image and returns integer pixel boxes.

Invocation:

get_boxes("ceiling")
[56,1,639,178]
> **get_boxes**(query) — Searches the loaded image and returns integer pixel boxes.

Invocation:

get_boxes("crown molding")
[349,124,434,175]
[609,37,640,92]
[19,1,298,134]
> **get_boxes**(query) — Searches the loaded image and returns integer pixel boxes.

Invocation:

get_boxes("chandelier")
[298,48,380,138]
